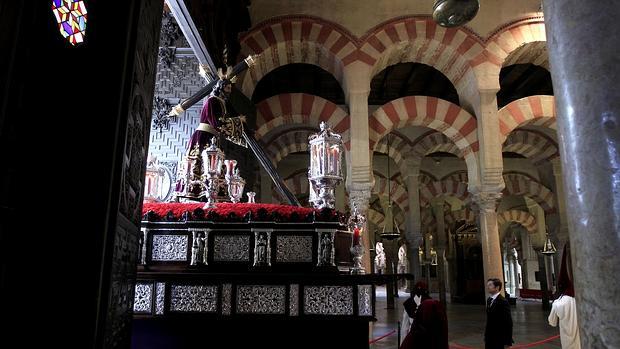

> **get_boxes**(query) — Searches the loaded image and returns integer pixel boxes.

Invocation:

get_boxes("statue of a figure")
[375,242,386,274]
[187,78,246,152]
[319,232,333,266]
[175,77,246,200]
[191,232,207,265]
[254,233,268,266]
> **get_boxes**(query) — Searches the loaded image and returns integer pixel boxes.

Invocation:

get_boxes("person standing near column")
[485,279,513,349]
[400,281,449,349]
[548,245,580,349]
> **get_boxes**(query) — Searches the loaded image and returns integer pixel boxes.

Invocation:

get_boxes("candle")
[353,227,360,245]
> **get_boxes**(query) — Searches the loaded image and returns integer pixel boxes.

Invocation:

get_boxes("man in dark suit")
[485,278,513,349]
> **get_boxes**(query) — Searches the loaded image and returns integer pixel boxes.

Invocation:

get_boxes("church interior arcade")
[2,1,619,348]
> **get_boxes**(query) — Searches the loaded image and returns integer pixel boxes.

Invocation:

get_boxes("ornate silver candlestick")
[348,206,366,275]
[201,137,224,208]
[226,168,245,203]
[246,191,256,203]
[308,122,344,209]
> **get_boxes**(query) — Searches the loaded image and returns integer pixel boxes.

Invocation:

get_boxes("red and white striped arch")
[360,17,486,88]
[411,130,463,159]
[503,129,559,164]
[374,132,414,174]
[503,41,548,70]
[498,95,556,141]
[239,16,357,99]
[502,173,555,214]
[419,180,470,207]
[373,176,409,213]
[369,96,479,183]
[255,93,350,147]
[486,17,547,68]
[369,96,478,155]
[265,128,315,164]
[497,209,537,234]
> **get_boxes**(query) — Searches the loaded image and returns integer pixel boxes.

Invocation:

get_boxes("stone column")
[345,76,374,275]
[473,192,505,296]
[432,199,448,305]
[404,159,423,290]
[550,158,569,248]
[470,73,506,296]
[544,4,620,344]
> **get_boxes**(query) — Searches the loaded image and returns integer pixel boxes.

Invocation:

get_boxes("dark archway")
[251,63,345,104]
[369,62,459,106]
[497,64,553,108]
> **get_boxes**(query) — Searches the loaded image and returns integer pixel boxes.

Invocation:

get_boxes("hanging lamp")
[380,134,400,240]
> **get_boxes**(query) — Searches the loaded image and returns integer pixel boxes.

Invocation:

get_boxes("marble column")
[404,160,423,291]
[432,199,448,305]
[474,192,505,296]
[544,2,620,345]
[550,158,569,249]
[344,70,374,273]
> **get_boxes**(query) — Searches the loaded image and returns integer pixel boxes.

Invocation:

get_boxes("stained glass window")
[51,0,87,46]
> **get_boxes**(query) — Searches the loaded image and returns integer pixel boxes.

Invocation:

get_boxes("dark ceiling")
[251,64,346,104]
[184,0,251,69]
[497,63,553,108]
[369,62,460,106]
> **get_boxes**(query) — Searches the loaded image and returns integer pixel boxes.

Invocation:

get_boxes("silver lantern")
[226,168,245,204]
[308,122,344,209]
[432,0,479,28]
[202,137,225,208]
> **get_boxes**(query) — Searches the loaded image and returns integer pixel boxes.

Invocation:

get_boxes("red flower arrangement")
[142,202,340,222]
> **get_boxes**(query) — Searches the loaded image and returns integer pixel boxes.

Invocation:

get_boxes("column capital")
[402,156,422,178]
[347,182,373,212]
[472,191,502,213]
[473,65,501,93]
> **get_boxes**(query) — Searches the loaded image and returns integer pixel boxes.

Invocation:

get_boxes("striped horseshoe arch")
[498,95,556,141]
[255,93,350,148]
[497,209,537,234]
[502,173,555,214]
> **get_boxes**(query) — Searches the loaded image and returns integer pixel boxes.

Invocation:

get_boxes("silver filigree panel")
[169,285,218,312]
[358,285,373,316]
[276,235,313,262]
[289,284,299,316]
[304,286,353,315]
[155,282,165,315]
[213,234,249,262]
[222,284,232,315]
[236,285,286,314]
[151,234,188,261]
[134,283,153,313]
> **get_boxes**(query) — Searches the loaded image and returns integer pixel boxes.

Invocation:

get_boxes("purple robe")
[187,95,225,153]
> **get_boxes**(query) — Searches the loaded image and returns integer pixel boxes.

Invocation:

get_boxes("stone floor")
[370,287,561,349]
